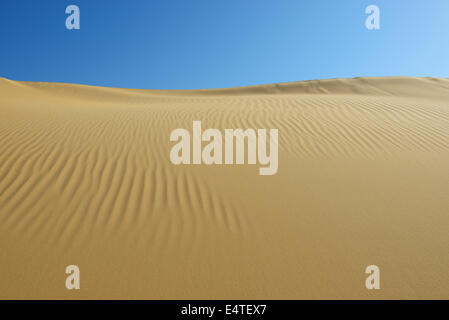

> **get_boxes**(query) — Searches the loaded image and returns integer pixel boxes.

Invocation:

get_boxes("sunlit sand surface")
[1,76,449,299]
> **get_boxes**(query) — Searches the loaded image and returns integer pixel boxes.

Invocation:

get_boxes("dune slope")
[0,76,449,299]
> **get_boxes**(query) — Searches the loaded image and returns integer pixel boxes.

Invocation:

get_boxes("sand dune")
[1,76,449,299]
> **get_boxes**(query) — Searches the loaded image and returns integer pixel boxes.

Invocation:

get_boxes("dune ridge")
[1,76,449,299]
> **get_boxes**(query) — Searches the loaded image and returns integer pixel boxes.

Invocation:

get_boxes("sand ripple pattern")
[1,76,449,249]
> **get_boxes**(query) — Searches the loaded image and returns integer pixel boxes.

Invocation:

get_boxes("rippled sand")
[1,76,449,299]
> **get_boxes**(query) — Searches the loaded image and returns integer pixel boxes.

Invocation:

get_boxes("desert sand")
[0,76,448,299]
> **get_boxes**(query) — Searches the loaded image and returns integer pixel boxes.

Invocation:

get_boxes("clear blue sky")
[1,0,448,89]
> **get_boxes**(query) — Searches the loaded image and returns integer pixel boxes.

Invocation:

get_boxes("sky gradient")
[1,0,448,89]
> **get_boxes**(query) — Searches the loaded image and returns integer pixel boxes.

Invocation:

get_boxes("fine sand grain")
[1,76,449,299]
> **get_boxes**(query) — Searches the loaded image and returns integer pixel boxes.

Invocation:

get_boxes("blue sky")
[0,0,448,89]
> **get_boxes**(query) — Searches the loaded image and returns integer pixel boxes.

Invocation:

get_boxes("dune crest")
[1,77,449,299]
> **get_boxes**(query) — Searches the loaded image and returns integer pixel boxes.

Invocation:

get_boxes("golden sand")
[1,76,448,298]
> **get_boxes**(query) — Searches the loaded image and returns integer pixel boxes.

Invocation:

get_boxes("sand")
[0,76,448,299]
